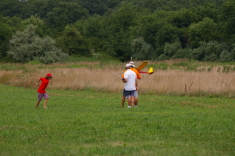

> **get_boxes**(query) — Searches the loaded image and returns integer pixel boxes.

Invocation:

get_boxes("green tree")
[78,0,108,15]
[136,11,166,47]
[195,3,219,21]
[74,15,111,56]
[172,8,200,28]
[7,24,68,64]
[156,24,181,47]
[0,22,13,59]
[0,0,22,17]
[219,0,235,45]
[57,25,91,57]
[0,16,22,29]
[45,2,89,30]
[155,23,182,57]
[188,17,218,48]
[0,16,23,60]
[21,15,49,37]
[103,3,138,61]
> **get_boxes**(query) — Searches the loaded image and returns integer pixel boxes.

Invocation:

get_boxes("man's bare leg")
[127,97,132,108]
[121,95,125,108]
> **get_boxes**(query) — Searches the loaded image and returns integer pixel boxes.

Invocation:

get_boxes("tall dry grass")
[140,69,235,96]
[1,62,235,97]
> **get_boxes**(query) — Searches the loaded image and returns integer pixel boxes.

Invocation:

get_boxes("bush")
[131,37,155,60]
[7,24,68,64]
[191,41,228,61]
[164,40,181,58]
[220,50,233,62]
[172,48,192,59]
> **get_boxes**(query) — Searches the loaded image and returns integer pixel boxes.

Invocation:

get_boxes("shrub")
[163,40,181,58]
[131,37,155,60]
[191,41,228,61]
[173,48,192,59]
[7,24,68,64]
[220,50,233,62]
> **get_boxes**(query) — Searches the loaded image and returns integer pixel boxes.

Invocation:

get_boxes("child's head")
[46,73,53,79]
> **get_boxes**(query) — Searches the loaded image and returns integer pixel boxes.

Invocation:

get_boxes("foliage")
[191,41,228,61]
[159,40,193,60]
[171,8,200,28]
[21,15,49,37]
[0,16,22,29]
[220,50,233,62]
[78,0,122,15]
[7,24,68,64]
[0,22,12,44]
[0,22,12,59]
[73,15,112,57]
[103,3,138,61]
[45,2,89,30]
[130,37,155,60]
[57,25,91,57]
[219,0,235,45]
[0,0,235,62]
[188,17,218,48]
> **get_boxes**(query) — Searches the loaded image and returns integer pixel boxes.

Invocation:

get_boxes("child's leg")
[134,91,138,106]
[43,98,49,108]
[36,101,40,107]
[37,93,43,107]
[131,96,135,107]
[134,97,138,106]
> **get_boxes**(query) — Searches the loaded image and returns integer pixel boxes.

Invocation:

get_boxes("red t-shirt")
[37,78,49,93]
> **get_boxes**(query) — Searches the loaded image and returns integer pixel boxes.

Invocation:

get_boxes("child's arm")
[37,78,41,86]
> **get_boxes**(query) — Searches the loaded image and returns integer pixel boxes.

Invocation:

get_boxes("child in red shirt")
[36,73,52,108]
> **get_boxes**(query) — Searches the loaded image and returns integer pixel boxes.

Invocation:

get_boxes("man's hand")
[122,78,125,82]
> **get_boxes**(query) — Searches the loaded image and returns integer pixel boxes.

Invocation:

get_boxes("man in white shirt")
[122,64,137,108]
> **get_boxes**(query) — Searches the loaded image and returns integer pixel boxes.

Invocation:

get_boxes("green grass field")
[0,84,234,156]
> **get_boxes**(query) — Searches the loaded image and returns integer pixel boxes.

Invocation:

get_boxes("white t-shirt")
[124,69,136,91]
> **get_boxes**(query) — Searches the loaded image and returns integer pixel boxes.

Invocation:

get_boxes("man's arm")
[122,71,128,82]
[122,78,127,83]
[135,78,138,90]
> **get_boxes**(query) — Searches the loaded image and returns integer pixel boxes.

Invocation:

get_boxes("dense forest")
[0,0,235,63]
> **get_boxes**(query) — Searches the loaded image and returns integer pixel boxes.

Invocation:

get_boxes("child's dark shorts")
[38,93,49,101]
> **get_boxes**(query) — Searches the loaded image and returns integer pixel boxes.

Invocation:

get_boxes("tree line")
[0,0,234,63]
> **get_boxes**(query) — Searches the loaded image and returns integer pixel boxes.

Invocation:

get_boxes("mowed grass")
[0,84,235,156]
